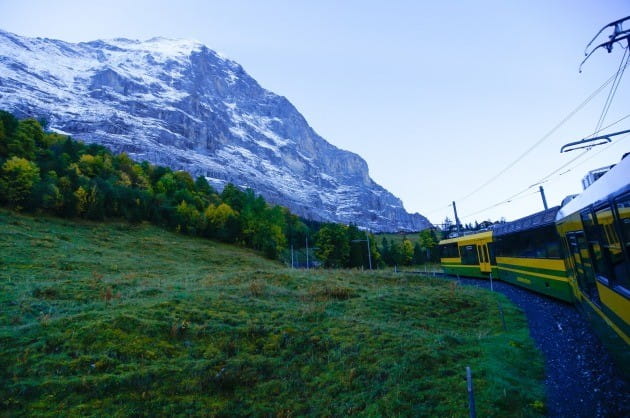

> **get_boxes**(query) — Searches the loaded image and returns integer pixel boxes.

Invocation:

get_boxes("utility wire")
[592,46,630,135]
[455,65,626,204]
[431,64,630,224]
[529,120,630,184]
[423,203,455,216]
[590,111,630,137]
[536,110,630,185]
[533,149,591,186]
[445,27,630,224]
[459,190,539,222]
[456,151,587,222]
[455,133,629,223]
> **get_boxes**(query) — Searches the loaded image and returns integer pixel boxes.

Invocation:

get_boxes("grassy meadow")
[0,209,546,416]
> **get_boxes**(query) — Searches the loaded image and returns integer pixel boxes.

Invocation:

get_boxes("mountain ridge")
[0,29,430,232]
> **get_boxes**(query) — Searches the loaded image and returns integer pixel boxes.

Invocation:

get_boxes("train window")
[567,231,601,306]
[547,240,561,259]
[613,195,630,291]
[593,206,622,282]
[581,209,612,284]
[617,194,630,245]
[496,225,562,259]
[440,243,459,258]
[561,236,576,277]
[460,245,479,265]
[580,210,598,240]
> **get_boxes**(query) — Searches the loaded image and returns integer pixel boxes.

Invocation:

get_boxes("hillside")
[0,210,545,416]
[0,29,430,232]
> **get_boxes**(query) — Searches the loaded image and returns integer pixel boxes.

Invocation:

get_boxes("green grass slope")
[0,210,545,416]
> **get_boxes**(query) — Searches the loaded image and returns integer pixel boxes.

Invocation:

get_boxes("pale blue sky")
[1,0,628,225]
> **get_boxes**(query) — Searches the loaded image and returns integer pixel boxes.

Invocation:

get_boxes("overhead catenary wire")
[429,54,630,225]
[456,150,588,223]
[529,114,630,188]
[531,113,630,186]
[429,66,628,222]
[454,129,630,224]
[449,128,627,224]
[458,190,540,222]
[532,149,592,187]
[454,64,627,205]
[589,111,630,137]
[423,203,457,216]
[536,116,630,185]
[592,46,630,136]
[437,22,630,225]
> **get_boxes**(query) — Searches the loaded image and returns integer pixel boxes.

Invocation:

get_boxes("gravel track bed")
[447,276,629,417]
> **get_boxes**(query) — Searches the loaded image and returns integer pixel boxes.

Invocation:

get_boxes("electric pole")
[539,186,548,210]
[452,201,462,236]
[305,236,309,270]
[366,229,372,270]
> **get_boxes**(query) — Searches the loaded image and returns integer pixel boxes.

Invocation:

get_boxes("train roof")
[556,154,630,220]
[439,230,492,245]
[493,206,560,237]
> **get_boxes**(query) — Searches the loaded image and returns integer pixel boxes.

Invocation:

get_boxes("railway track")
[442,275,630,417]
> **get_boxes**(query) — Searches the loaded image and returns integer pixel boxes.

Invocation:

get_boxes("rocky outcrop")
[0,30,430,232]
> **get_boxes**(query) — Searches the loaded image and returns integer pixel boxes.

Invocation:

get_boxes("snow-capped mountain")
[0,29,430,232]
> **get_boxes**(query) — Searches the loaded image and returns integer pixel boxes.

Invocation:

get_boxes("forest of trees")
[0,110,439,267]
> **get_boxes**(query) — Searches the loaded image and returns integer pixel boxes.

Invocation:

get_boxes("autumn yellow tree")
[0,156,40,210]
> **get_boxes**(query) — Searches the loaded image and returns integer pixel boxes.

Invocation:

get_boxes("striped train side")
[555,154,629,377]
[438,154,630,378]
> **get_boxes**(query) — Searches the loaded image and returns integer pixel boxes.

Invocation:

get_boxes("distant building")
[581,164,615,190]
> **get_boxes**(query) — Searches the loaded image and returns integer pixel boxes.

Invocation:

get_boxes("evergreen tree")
[0,111,19,158]
[0,119,6,158]
[413,241,424,265]
[347,225,366,268]
[390,241,403,267]
[380,237,392,266]
[220,183,246,212]
[283,210,309,250]
[7,119,39,160]
[32,171,63,212]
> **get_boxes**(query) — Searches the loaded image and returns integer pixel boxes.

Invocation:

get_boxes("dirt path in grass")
[449,276,629,417]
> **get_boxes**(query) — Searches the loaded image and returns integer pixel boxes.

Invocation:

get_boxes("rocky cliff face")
[0,29,430,232]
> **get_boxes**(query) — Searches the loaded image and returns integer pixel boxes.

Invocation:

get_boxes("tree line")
[0,110,438,266]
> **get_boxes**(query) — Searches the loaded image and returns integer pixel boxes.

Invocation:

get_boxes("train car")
[493,207,573,302]
[438,155,629,377]
[555,154,630,377]
[439,231,496,279]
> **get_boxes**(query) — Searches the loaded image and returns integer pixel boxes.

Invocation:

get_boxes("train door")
[566,231,600,306]
[477,243,491,273]
[487,243,496,265]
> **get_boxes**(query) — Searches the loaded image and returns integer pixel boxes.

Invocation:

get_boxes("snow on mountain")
[0,29,430,232]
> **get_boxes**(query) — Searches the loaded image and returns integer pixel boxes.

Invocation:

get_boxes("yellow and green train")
[439,231,496,279]
[439,155,630,378]
[439,208,572,301]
